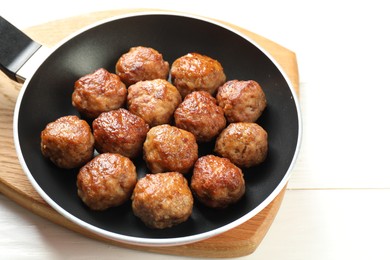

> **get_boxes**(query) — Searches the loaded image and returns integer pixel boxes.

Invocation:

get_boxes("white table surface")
[2,0,390,259]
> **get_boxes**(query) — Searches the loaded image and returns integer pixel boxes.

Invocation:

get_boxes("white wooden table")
[1,0,390,259]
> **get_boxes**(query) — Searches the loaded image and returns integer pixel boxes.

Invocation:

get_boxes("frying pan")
[0,11,301,246]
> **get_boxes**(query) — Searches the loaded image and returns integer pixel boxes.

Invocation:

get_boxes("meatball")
[215,123,268,168]
[40,115,94,169]
[191,155,245,208]
[72,68,127,118]
[174,91,226,142]
[115,46,169,86]
[143,124,198,174]
[127,79,182,127]
[92,108,149,158]
[217,80,267,123]
[171,53,226,98]
[132,172,193,229]
[77,153,137,211]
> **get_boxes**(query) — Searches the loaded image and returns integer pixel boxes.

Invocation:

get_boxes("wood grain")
[0,9,298,258]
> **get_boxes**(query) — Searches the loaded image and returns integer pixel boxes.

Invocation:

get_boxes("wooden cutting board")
[0,9,299,258]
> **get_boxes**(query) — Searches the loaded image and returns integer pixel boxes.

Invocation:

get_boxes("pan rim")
[13,10,302,246]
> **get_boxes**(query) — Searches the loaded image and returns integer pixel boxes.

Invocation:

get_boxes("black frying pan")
[1,11,301,246]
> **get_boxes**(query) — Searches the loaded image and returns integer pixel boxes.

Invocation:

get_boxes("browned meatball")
[127,79,182,127]
[115,46,169,86]
[143,124,198,174]
[191,155,245,208]
[77,153,137,211]
[40,115,94,169]
[174,91,226,142]
[171,53,226,98]
[217,80,267,123]
[215,123,268,168]
[132,172,193,229]
[92,108,149,158]
[72,68,127,118]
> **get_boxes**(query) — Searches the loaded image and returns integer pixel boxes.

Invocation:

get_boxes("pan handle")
[0,16,43,83]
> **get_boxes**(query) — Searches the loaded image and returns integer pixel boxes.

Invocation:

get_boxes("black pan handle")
[0,16,41,82]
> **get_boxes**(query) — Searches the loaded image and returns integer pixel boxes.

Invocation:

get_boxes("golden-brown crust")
[214,122,268,168]
[174,91,226,142]
[127,79,182,127]
[191,155,245,208]
[217,80,267,123]
[143,124,198,174]
[92,108,149,158]
[72,68,127,118]
[77,153,137,211]
[171,53,226,98]
[131,172,193,229]
[40,115,94,169]
[115,46,169,86]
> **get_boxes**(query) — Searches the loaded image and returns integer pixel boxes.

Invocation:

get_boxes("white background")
[1,0,390,259]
